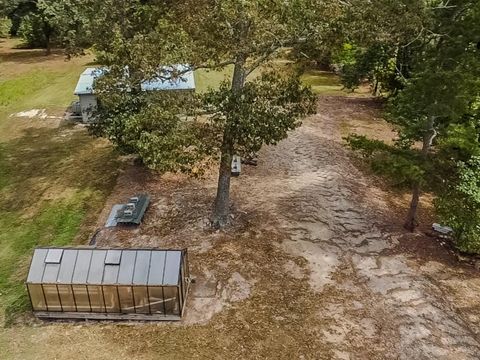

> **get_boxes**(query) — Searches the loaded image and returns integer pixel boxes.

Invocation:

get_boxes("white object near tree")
[432,223,453,235]
[231,155,241,176]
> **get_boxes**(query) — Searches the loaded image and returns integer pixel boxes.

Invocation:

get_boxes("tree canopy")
[346,0,480,252]
[81,0,327,227]
[5,0,479,249]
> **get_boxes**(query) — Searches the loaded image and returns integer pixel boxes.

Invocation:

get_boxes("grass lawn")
[301,69,345,95]
[0,39,120,325]
[194,66,234,93]
[193,63,352,96]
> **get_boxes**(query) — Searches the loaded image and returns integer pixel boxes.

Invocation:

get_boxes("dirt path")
[3,96,480,360]
[235,96,480,359]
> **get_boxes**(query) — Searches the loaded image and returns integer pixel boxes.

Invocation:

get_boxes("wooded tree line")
[341,0,480,253]
[1,1,479,252]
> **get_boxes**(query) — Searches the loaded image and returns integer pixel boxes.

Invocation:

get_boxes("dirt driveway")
[4,96,480,359]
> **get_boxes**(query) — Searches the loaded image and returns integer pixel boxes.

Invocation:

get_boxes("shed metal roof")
[74,67,105,95]
[27,248,184,286]
[73,65,195,95]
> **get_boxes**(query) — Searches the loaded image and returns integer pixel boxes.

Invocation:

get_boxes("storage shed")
[73,65,196,122]
[73,68,105,122]
[26,247,190,321]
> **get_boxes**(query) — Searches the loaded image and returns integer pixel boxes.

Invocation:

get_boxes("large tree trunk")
[211,53,246,228]
[403,116,437,231]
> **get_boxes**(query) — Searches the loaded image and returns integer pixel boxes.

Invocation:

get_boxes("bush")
[0,17,12,38]
[436,156,480,253]
[18,14,47,48]
[345,134,426,188]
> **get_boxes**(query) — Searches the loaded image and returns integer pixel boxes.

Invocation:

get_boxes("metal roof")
[73,65,195,95]
[74,67,105,95]
[27,248,184,286]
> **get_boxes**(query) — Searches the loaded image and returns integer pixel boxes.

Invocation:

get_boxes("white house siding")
[79,94,98,122]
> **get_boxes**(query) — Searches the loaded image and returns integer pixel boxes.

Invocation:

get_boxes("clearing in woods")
[1,39,480,359]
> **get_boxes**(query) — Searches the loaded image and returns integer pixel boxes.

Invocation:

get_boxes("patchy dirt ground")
[3,96,480,359]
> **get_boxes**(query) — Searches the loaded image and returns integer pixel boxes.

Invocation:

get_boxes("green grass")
[194,66,234,93]
[0,72,54,108]
[0,48,120,325]
[1,198,86,321]
[193,65,345,95]
[0,126,119,324]
[0,69,81,114]
[300,69,345,95]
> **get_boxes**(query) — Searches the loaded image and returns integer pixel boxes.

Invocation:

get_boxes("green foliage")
[91,90,210,174]
[93,71,315,175]
[438,122,480,162]
[345,134,425,187]
[0,16,11,37]
[328,0,429,94]
[436,156,480,253]
[37,0,91,54]
[203,72,316,156]
[7,0,90,51]
[343,0,480,246]
[344,134,391,157]
[334,42,405,94]
[79,0,336,225]
[18,13,46,47]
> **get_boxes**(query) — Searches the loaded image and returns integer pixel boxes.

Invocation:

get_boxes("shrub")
[18,14,47,48]
[0,17,12,38]
[436,156,480,253]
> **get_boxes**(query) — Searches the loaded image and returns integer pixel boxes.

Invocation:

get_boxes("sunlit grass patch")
[300,69,345,95]
[0,128,119,324]
[0,72,54,108]
[194,66,234,93]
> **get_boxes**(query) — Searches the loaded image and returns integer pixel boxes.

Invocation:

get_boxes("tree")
[0,16,10,37]
[36,0,90,55]
[83,0,335,227]
[331,0,431,95]
[436,155,480,253]
[390,0,480,231]
[346,0,480,242]
[1,0,87,54]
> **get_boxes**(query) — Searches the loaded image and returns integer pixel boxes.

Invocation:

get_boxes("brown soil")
[3,96,480,359]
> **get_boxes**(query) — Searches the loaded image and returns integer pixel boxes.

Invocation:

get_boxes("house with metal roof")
[26,247,190,320]
[72,65,196,122]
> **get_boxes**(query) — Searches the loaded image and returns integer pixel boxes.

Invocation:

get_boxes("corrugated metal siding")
[27,248,185,286]
[74,68,105,95]
[73,65,195,96]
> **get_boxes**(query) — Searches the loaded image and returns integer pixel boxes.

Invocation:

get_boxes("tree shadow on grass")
[0,124,120,213]
[0,48,65,65]
[0,124,121,324]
